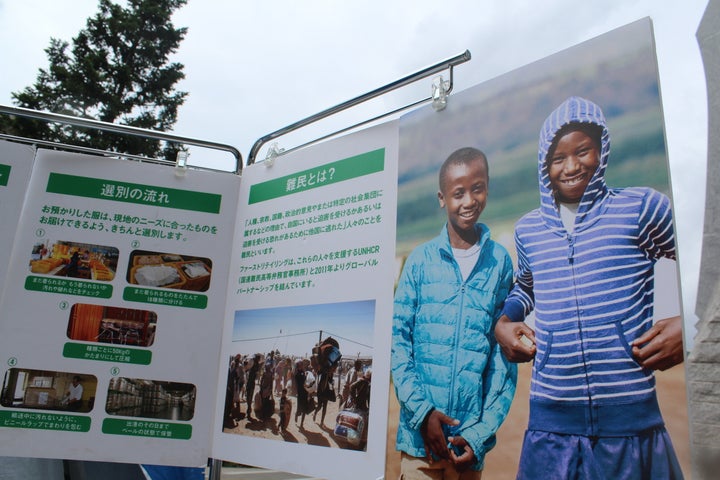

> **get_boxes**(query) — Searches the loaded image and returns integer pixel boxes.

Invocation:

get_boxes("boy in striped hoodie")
[494,96,684,479]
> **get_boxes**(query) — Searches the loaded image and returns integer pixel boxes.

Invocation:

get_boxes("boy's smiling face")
[547,128,600,204]
[438,157,488,249]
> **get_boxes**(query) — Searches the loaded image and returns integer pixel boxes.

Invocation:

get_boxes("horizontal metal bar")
[0,133,160,163]
[247,50,471,165]
[0,133,234,175]
[0,104,243,173]
[278,97,430,159]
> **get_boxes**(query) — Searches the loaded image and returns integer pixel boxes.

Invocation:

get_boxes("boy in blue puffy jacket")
[392,147,517,478]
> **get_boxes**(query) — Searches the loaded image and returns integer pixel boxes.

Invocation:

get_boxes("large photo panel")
[388,18,688,480]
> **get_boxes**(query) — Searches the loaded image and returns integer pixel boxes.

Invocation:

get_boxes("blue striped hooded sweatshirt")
[501,96,676,436]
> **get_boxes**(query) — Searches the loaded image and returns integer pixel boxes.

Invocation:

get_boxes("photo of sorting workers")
[28,240,118,281]
[66,303,158,347]
[105,378,196,422]
[1,368,97,414]
[126,249,212,292]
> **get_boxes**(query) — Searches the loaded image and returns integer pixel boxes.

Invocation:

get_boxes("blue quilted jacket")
[392,223,516,469]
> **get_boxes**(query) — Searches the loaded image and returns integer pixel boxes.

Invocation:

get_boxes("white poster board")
[0,122,398,479]
[0,149,240,467]
[211,121,398,480]
[0,140,36,297]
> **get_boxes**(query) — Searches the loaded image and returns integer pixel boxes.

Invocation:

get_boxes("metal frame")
[247,50,471,165]
[0,104,243,173]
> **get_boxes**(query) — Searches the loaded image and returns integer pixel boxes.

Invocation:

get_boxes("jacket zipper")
[568,232,595,435]
[446,251,467,431]
[445,233,484,434]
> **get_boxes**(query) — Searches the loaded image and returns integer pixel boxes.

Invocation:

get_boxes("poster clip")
[431,75,451,111]
[264,142,285,167]
[175,150,189,177]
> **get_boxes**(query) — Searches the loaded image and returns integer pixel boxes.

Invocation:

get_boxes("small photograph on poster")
[1,368,97,414]
[66,303,157,347]
[223,300,374,451]
[28,240,118,280]
[126,249,212,292]
[105,377,196,421]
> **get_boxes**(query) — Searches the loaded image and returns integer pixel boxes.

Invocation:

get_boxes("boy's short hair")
[547,122,603,163]
[438,147,489,192]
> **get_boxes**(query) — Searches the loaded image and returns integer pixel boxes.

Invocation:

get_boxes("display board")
[0,149,240,466]
[0,141,36,297]
[211,121,398,479]
[0,17,690,480]
[387,17,688,480]
[0,122,398,478]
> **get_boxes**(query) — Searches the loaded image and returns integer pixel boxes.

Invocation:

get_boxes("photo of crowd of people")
[223,300,374,450]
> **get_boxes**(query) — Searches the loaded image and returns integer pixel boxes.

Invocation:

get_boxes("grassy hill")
[395,23,669,258]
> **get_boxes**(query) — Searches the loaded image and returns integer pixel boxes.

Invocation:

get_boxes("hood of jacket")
[538,96,610,230]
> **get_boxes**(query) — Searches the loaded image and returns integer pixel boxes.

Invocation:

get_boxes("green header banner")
[46,173,222,213]
[0,164,10,187]
[248,148,385,204]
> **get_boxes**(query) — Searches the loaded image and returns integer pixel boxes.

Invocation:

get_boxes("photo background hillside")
[395,19,669,260]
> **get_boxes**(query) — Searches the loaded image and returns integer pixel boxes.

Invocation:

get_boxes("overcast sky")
[232,300,375,358]
[0,0,710,344]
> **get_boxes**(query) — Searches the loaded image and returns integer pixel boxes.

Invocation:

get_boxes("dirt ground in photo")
[222,393,365,451]
[384,362,690,479]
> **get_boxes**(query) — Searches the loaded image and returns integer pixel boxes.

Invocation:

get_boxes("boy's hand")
[632,316,684,371]
[448,435,476,472]
[420,409,459,461]
[494,315,536,362]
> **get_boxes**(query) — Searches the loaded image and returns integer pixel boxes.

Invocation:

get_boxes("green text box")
[123,286,207,309]
[63,342,152,365]
[0,164,10,187]
[46,173,222,213]
[248,148,385,204]
[102,418,192,440]
[25,275,113,298]
[0,410,91,432]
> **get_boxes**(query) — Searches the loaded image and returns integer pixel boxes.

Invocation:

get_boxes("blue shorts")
[516,428,683,480]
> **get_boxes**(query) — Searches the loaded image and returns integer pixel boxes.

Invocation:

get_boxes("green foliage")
[0,0,188,159]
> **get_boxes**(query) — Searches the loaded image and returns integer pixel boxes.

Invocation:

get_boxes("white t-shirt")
[68,383,83,401]
[559,202,580,233]
[452,241,481,281]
